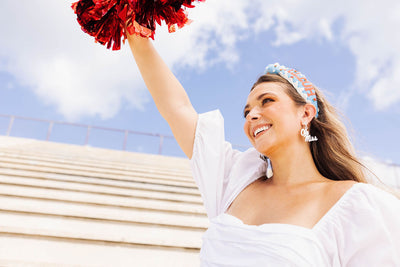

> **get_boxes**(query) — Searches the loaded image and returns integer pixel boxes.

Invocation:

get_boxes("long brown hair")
[251,74,368,183]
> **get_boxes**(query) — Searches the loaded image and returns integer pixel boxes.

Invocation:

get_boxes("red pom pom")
[72,0,204,50]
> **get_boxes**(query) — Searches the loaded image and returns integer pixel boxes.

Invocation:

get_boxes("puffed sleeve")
[190,110,242,219]
[340,184,400,266]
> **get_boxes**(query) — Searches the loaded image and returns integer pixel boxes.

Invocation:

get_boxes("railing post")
[46,121,54,141]
[85,126,92,145]
[6,116,15,136]
[123,130,128,151]
[158,135,164,155]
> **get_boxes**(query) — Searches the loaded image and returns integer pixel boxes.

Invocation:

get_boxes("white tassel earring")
[259,155,273,178]
[300,123,318,142]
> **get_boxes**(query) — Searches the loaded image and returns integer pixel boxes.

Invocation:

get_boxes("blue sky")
[0,0,399,164]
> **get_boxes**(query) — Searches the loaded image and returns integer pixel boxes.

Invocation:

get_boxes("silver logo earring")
[300,124,318,142]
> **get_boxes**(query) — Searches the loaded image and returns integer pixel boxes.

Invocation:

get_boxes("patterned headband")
[264,63,319,118]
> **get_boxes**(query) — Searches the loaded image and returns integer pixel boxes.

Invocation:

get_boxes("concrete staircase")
[0,136,207,267]
[1,135,398,267]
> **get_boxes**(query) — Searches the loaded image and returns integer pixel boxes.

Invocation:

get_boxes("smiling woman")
[126,30,400,266]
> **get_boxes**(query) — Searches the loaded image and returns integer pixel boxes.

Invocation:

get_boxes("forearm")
[127,34,194,121]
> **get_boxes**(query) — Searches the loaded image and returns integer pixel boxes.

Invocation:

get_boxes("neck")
[267,142,326,188]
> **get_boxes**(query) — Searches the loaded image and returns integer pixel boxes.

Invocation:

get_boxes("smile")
[253,124,271,137]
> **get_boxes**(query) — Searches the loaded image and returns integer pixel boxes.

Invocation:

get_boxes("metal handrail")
[0,114,175,155]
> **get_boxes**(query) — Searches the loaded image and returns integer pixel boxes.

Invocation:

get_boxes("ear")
[300,103,317,125]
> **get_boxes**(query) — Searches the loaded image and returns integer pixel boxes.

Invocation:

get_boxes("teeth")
[253,125,270,137]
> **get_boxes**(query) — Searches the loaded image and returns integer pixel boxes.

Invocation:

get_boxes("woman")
[127,33,400,266]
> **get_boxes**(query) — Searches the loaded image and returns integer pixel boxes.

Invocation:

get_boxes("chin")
[247,134,276,157]
[254,143,273,158]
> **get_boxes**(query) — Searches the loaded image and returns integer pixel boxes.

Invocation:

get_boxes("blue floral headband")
[264,63,319,118]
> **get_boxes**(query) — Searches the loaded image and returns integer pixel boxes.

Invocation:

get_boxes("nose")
[247,107,261,121]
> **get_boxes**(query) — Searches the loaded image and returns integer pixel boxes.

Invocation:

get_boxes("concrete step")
[0,184,206,215]
[0,236,200,267]
[0,150,193,180]
[0,167,200,196]
[0,136,191,171]
[0,175,202,204]
[0,154,194,184]
[0,212,203,249]
[0,161,197,188]
[0,195,208,230]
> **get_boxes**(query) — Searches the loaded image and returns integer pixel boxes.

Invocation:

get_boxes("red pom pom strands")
[72,0,205,50]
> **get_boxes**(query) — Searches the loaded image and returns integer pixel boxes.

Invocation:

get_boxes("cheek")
[243,121,251,139]
[281,116,302,137]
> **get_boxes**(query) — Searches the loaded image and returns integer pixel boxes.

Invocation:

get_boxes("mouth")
[253,124,272,138]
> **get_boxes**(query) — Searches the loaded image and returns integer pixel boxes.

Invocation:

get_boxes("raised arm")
[126,33,198,158]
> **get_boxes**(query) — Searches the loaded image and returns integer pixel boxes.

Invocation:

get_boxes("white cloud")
[0,1,148,121]
[252,0,400,110]
[154,0,251,68]
[0,0,399,120]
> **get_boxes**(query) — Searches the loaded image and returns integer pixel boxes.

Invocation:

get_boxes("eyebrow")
[243,92,277,114]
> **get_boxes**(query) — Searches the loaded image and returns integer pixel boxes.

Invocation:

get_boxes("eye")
[243,110,249,118]
[262,98,274,105]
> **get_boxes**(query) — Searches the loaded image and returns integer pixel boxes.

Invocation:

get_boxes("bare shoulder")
[332,180,358,191]
[324,180,359,202]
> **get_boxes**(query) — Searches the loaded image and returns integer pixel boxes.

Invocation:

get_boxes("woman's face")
[243,82,304,156]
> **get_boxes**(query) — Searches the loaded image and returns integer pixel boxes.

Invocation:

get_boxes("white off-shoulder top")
[190,110,400,267]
